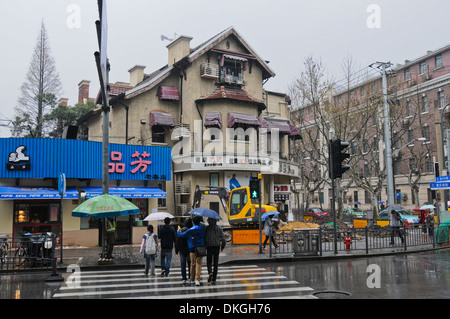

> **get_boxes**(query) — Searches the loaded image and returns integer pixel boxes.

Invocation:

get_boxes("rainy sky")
[1,0,449,137]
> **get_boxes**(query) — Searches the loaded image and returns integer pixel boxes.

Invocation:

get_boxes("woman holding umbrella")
[262,212,280,250]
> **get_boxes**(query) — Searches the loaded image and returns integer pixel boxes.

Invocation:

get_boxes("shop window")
[13,201,61,238]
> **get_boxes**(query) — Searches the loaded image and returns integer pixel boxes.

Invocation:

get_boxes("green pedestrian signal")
[249,180,260,199]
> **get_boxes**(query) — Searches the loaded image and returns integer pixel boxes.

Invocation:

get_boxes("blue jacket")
[177,225,205,252]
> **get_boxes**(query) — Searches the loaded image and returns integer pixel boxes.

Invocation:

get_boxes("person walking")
[426,212,435,237]
[105,217,116,259]
[158,217,177,277]
[177,216,206,286]
[389,209,404,245]
[175,218,192,284]
[263,214,279,250]
[205,217,226,284]
[140,225,158,277]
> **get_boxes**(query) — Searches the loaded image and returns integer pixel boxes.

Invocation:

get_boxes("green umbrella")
[72,194,140,219]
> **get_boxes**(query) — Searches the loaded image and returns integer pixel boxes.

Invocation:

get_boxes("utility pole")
[370,61,394,207]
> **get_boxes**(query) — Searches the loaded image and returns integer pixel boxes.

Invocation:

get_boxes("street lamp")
[391,137,426,204]
[392,137,427,157]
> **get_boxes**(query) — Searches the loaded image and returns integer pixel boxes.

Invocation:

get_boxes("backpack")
[145,233,157,256]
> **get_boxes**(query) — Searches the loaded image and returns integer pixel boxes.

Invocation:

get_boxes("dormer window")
[219,54,248,85]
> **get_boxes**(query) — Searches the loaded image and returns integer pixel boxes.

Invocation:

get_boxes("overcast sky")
[1,0,450,137]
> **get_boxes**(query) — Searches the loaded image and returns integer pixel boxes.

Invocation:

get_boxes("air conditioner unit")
[200,63,219,79]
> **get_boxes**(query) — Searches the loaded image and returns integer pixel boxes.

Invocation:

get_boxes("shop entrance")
[98,215,132,246]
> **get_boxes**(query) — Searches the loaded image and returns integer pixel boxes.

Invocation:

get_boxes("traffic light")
[249,179,260,200]
[329,139,350,179]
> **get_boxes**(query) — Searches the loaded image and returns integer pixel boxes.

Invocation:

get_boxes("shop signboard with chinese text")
[0,138,171,181]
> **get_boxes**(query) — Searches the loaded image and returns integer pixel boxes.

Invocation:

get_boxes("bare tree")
[12,21,62,138]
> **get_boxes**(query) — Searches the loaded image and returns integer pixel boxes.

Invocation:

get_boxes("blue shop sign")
[1,138,171,181]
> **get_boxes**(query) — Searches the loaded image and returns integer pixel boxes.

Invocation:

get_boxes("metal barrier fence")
[270,224,435,257]
[0,233,57,273]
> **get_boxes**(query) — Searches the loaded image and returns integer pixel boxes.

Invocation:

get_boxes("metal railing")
[0,233,57,273]
[269,224,435,257]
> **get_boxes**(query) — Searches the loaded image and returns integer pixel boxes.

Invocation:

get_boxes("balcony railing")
[173,152,299,176]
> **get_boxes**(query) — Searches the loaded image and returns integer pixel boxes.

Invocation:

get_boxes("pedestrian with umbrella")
[175,218,193,284]
[140,224,158,277]
[158,217,177,277]
[389,209,404,245]
[262,211,280,250]
[205,217,226,284]
[177,216,206,286]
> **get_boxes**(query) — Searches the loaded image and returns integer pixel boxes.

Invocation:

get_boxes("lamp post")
[391,137,426,203]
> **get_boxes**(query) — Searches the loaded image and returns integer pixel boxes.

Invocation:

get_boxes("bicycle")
[14,233,31,267]
[0,237,8,264]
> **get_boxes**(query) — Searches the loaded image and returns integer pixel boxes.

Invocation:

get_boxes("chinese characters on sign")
[109,151,152,174]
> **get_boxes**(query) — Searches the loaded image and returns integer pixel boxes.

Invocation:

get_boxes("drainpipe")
[180,74,183,124]
[196,102,204,153]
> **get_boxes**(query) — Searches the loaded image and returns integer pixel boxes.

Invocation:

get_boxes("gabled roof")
[187,26,275,78]
[125,26,275,100]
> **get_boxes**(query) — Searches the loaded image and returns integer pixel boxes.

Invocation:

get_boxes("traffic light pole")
[257,174,263,254]
[329,140,338,254]
[381,62,395,207]
[329,139,350,254]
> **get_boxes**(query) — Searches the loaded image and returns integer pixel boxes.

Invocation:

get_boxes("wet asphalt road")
[262,249,450,299]
[1,248,450,299]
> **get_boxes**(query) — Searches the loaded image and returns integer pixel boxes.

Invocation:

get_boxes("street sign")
[431,182,450,190]
[436,175,450,182]
[58,172,66,196]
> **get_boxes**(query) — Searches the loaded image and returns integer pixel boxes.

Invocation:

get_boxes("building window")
[422,125,430,142]
[404,68,411,81]
[436,54,443,68]
[353,191,358,204]
[220,59,244,85]
[364,191,370,204]
[407,100,413,117]
[408,129,414,144]
[438,91,446,109]
[421,95,429,113]
[426,157,433,173]
[210,172,219,187]
[152,126,166,144]
[420,62,427,75]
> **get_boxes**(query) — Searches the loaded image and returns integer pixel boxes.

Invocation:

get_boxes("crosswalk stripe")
[54,280,305,298]
[129,287,315,299]
[53,265,315,299]
[59,275,287,291]
[77,267,267,279]
[61,272,281,289]
[79,264,257,275]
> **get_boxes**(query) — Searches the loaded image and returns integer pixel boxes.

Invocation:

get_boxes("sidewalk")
[55,242,445,271]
